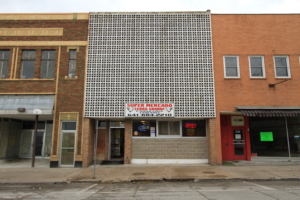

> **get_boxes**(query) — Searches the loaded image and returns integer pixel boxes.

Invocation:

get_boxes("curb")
[2,177,299,185]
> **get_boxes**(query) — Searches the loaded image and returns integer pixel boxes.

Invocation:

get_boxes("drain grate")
[202,171,215,174]
[132,172,145,176]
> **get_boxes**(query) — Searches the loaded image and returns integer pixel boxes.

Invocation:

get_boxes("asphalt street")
[1,180,300,200]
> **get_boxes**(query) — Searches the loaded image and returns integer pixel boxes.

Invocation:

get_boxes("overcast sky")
[0,0,299,14]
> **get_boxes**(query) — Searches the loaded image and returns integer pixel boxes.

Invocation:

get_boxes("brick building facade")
[212,14,300,163]
[84,11,217,166]
[0,13,89,167]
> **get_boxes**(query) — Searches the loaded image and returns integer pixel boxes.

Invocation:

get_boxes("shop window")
[0,50,10,79]
[132,120,156,137]
[158,121,180,136]
[21,50,36,79]
[274,56,290,78]
[182,120,206,137]
[249,56,265,78]
[68,49,77,78]
[224,56,240,78]
[41,50,55,79]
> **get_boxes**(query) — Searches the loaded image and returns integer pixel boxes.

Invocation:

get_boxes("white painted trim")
[131,159,208,164]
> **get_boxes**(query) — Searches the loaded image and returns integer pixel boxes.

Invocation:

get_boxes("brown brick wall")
[212,14,300,163]
[0,20,88,41]
[132,138,208,159]
[124,119,132,164]
[82,118,95,168]
[0,18,88,167]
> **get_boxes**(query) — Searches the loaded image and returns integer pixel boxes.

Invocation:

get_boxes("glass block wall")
[85,12,215,118]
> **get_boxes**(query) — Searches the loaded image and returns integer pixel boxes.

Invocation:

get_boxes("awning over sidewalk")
[0,95,55,115]
[236,106,300,117]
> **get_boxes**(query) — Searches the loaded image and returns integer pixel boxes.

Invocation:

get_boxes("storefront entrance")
[221,115,251,161]
[110,128,124,160]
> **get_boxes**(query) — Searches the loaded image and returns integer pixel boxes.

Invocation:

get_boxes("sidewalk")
[0,158,300,184]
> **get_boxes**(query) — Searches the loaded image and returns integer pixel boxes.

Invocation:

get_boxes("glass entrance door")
[233,128,247,160]
[110,128,124,159]
[60,132,75,166]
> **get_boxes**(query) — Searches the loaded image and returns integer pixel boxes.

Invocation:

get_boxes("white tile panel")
[85,13,215,118]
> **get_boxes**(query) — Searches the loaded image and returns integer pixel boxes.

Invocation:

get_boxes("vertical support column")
[105,120,110,160]
[124,118,132,164]
[285,117,291,157]
[207,118,221,165]
[82,118,95,168]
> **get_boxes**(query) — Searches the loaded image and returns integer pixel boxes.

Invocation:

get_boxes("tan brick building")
[0,13,89,167]
[212,14,300,163]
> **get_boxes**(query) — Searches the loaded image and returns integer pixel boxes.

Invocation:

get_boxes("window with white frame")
[249,56,265,78]
[0,50,10,79]
[41,50,55,79]
[21,50,36,79]
[274,56,290,78]
[158,121,180,136]
[224,56,239,78]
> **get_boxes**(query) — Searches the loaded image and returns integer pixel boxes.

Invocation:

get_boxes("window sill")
[0,78,55,81]
[275,78,292,80]
[224,78,241,80]
[250,78,267,80]
[64,76,78,80]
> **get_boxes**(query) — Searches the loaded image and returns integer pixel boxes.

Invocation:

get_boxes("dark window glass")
[250,56,264,77]
[98,121,107,127]
[274,56,289,77]
[41,50,55,79]
[225,56,238,77]
[132,120,156,137]
[21,50,36,79]
[68,49,77,78]
[22,121,46,129]
[62,122,77,130]
[0,50,10,79]
[182,120,206,137]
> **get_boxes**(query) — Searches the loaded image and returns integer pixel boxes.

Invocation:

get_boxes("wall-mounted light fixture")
[17,108,26,112]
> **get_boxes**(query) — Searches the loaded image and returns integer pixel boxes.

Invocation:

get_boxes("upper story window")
[249,56,265,78]
[224,56,240,78]
[274,56,290,78]
[0,50,10,79]
[21,50,36,79]
[41,50,55,79]
[68,49,77,78]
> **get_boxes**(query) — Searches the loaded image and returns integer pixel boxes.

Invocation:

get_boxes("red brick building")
[212,14,300,163]
[0,13,89,167]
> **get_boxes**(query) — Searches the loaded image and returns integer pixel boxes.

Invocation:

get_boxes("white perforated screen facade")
[85,12,215,118]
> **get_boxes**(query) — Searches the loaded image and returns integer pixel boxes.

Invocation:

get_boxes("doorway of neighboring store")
[19,130,45,158]
[110,128,124,162]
